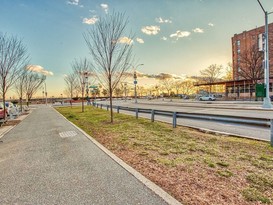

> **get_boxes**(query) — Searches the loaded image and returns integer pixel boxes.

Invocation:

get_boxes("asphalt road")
[95,99,272,141]
[0,105,171,205]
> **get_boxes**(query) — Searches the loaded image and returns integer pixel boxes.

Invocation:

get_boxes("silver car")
[199,94,216,101]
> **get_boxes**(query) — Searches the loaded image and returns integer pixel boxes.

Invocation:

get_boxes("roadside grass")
[56,106,273,205]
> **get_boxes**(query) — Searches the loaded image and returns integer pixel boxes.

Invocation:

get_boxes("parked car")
[0,102,8,119]
[270,95,273,101]
[5,102,19,116]
[199,94,216,101]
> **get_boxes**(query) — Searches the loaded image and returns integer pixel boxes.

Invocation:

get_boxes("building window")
[237,49,240,54]
[237,40,240,46]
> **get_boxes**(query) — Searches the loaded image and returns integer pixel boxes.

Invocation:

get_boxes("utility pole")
[257,0,273,108]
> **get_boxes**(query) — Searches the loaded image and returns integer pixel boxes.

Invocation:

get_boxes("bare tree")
[14,68,28,111]
[102,89,108,97]
[24,71,46,105]
[114,87,123,97]
[224,62,233,81]
[71,58,93,112]
[159,76,174,96]
[64,73,79,99]
[0,34,28,118]
[173,81,182,95]
[238,44,263,97]
[84,12,133,123]
[180,80,196,95]
[200,64,223,93]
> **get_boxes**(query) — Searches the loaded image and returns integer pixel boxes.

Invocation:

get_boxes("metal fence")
[93,103,273,146]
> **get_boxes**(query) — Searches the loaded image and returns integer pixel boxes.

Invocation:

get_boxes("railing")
[93,103,273,146]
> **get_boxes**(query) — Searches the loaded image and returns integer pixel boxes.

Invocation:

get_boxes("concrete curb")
[53,107,182,205]
[0,126,14,139]
[0,111,32,139]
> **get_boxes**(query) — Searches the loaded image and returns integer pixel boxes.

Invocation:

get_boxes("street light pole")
[257,0,272,108]
[133,71,137,103]
[80,71,90,112]
[125,63,144,104]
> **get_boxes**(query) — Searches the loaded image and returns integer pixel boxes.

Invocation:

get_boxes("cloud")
[170,30,191,39]
[134,71,186,80]
[141,26,160,35]
[193,28,204,33]
[136,38,144,44]
[208,22,214,27]
[155,17,172,24]
[82,16,98,25]
[118,37,133,45]
[161,36,167,41]
[67,0,79,5]
[100,3,109,14]
[26,65,54,76]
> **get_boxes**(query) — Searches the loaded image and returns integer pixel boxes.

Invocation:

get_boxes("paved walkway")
[0,105,177,205]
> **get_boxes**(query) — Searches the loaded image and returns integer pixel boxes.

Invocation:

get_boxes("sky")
[1,0,273,98]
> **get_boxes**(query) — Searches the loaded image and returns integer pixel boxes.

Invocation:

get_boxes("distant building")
[231,22,273,80]
[195,23,273,99]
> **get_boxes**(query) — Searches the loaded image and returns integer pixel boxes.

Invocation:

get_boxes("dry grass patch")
[56,106,273,205]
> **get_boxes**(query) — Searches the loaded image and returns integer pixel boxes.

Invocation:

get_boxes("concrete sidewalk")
[0,105,179,205]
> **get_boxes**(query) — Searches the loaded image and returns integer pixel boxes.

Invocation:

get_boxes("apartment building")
[232,22,273,80]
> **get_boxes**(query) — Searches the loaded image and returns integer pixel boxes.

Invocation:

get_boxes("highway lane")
[96,99,272,141]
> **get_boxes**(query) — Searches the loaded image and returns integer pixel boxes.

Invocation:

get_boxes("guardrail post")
[135,108,139,119]
[100,104,102,109]
[151,110,155,122]
[96,103,99,108]
[173,112,177,128]
[117,106,120,113]
[107,105,109,111]
[270,119,273,147]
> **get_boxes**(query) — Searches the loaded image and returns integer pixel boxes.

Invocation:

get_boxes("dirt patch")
[2,120,21,126]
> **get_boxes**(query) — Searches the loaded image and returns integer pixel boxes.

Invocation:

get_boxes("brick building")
[232,22,273,80]
[196,23,273,99]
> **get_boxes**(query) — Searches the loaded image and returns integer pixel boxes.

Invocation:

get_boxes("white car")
[5,102,19,116]
[199,94,216,101]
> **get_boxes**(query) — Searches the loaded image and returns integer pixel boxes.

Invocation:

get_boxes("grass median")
[56,106,273,205]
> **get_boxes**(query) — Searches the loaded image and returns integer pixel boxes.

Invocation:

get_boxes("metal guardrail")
[93,103,273,146]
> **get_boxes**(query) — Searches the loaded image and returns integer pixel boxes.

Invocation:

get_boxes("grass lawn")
[56,106,273,205]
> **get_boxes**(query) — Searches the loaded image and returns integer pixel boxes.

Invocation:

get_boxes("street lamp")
[79,71,91,112]
[257,0,272,108]
[127,63,144,103]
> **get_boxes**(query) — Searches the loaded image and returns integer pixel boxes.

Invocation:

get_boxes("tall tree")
[84,12,133,123]
[200,64,223,93]
[0,34,28,118]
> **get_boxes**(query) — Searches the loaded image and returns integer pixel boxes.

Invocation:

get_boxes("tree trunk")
[82,86,84,112]
[109,78,113,123]
[3,90,6,120]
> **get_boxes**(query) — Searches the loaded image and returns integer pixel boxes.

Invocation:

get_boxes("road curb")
[54,107,182,205]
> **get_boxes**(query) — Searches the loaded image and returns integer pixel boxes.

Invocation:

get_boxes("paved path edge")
[53,107,182,205]
[0,111,32,139]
